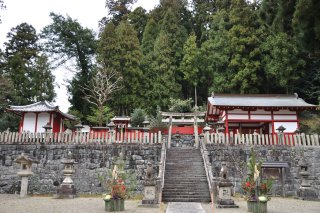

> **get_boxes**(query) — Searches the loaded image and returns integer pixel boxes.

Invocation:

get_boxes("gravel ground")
[0,194,320,213]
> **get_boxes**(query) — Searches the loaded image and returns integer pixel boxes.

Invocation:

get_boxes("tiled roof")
[208,94,317,108]
[8,101,76,120]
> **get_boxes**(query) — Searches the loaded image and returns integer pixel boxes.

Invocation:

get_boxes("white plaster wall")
[251,115,272,120]
[251,110,271,115]
[229,109,246,113]
[228,114,249,120]
[273,122,298,132]
[273,110,296,115]
[37,113,50,133]
[273,115,297,120]
[23,113,36,133]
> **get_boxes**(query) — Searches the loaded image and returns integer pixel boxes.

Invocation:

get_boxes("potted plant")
[256,179,273,213]
[243,147,273,213]
[100,155,137,212]
[242,147,261,212]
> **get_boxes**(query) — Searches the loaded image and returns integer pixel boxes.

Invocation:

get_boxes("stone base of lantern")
[297,187,318,201]
[139,179,160,208]
[54,183,76,199]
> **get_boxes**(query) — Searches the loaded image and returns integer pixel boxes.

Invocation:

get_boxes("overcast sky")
[0,0,159,112]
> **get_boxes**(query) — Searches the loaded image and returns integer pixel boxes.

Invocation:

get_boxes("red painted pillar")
[225,110,229,136]
[34,112,39,133]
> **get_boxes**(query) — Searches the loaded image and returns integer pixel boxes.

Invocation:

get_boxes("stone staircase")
[162,147,211,202]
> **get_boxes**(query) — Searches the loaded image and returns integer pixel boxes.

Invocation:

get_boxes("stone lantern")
[216,162,238,208]
[56,151,76,198]
[107,121,116,142]
[143,118,150,127]
[43,122,52,132]
[297,158,317,200]
[15,153,38,198]
[203,124,212,144]
[216,120,225,133]
[74,123,84,132]
[294,128,301,135]
[276,125,286,145]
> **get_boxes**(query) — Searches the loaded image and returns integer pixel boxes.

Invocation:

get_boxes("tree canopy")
[0,0,319,130]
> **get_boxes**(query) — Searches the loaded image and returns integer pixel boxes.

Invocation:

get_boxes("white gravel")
[0,194,320,213]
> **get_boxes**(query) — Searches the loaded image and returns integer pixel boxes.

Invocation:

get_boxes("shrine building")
[7,101,76,133]
[206,93,317,135]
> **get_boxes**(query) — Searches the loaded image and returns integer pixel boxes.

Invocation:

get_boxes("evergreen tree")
[110,21,143,115]
[141,18,159,55]
[180,33,201,98]
[191,0,216,43]
[146,31,181,111]
[97,22,119,68]
[292,0,320,55]
[41,13,96,120]
[128,7,148,44]
[104,0,137,24]
[4,23,55,104]
[202,0,265,94]
[261,33,305,94]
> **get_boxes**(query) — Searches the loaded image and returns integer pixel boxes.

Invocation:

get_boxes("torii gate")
[160,111,206,149]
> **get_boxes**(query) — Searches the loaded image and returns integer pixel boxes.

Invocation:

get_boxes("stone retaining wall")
[205,144,320,198]
[0,144,162,195]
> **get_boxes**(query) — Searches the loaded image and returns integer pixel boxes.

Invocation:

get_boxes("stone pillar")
[194,115,199,149]
[141,162,158,206]
[168,116,172,149]
[203,124,212,145]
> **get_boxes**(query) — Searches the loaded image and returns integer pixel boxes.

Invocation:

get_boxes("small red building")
[8,101,76,133]
[206,94,317,134]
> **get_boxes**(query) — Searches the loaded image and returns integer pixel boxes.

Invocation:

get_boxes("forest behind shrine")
[0,0,319,130]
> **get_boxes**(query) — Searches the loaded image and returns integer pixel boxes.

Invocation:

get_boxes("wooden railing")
[0,131,163,144]
[205,132,320,146]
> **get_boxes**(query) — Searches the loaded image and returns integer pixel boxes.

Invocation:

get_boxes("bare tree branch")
[80,66,122,110]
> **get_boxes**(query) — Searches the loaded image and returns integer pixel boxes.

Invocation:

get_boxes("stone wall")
[205,144,320,198]
[0,144,162,195]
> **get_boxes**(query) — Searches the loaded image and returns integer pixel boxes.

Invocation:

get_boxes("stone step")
[162,190,210,195]
[162,191,210,196]
[163,147,210,203]
[162,197,211,202]
[163,188,210,193]
[163,183,208,187]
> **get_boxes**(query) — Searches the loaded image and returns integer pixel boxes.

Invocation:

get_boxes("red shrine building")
[206,94,317,134]
[8,101,76,133]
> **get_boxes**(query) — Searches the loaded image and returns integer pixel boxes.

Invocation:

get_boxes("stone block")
[135,160,145,165]
[132,155,142,160]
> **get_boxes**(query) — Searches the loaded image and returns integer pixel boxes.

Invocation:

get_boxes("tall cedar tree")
[202,0,265,94]
[104,0,137,25]
[106,21,143,115]
[261,33,305,94]
[41,13,96,121]
[128,7,148,44]
[4,23,55,105]
[180,33,201,98]
[147,31,181,111]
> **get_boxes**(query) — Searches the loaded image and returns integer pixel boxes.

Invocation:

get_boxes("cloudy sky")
[0,0,159,112]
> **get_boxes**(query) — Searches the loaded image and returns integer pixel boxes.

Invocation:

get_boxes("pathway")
[166,202,206,213]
